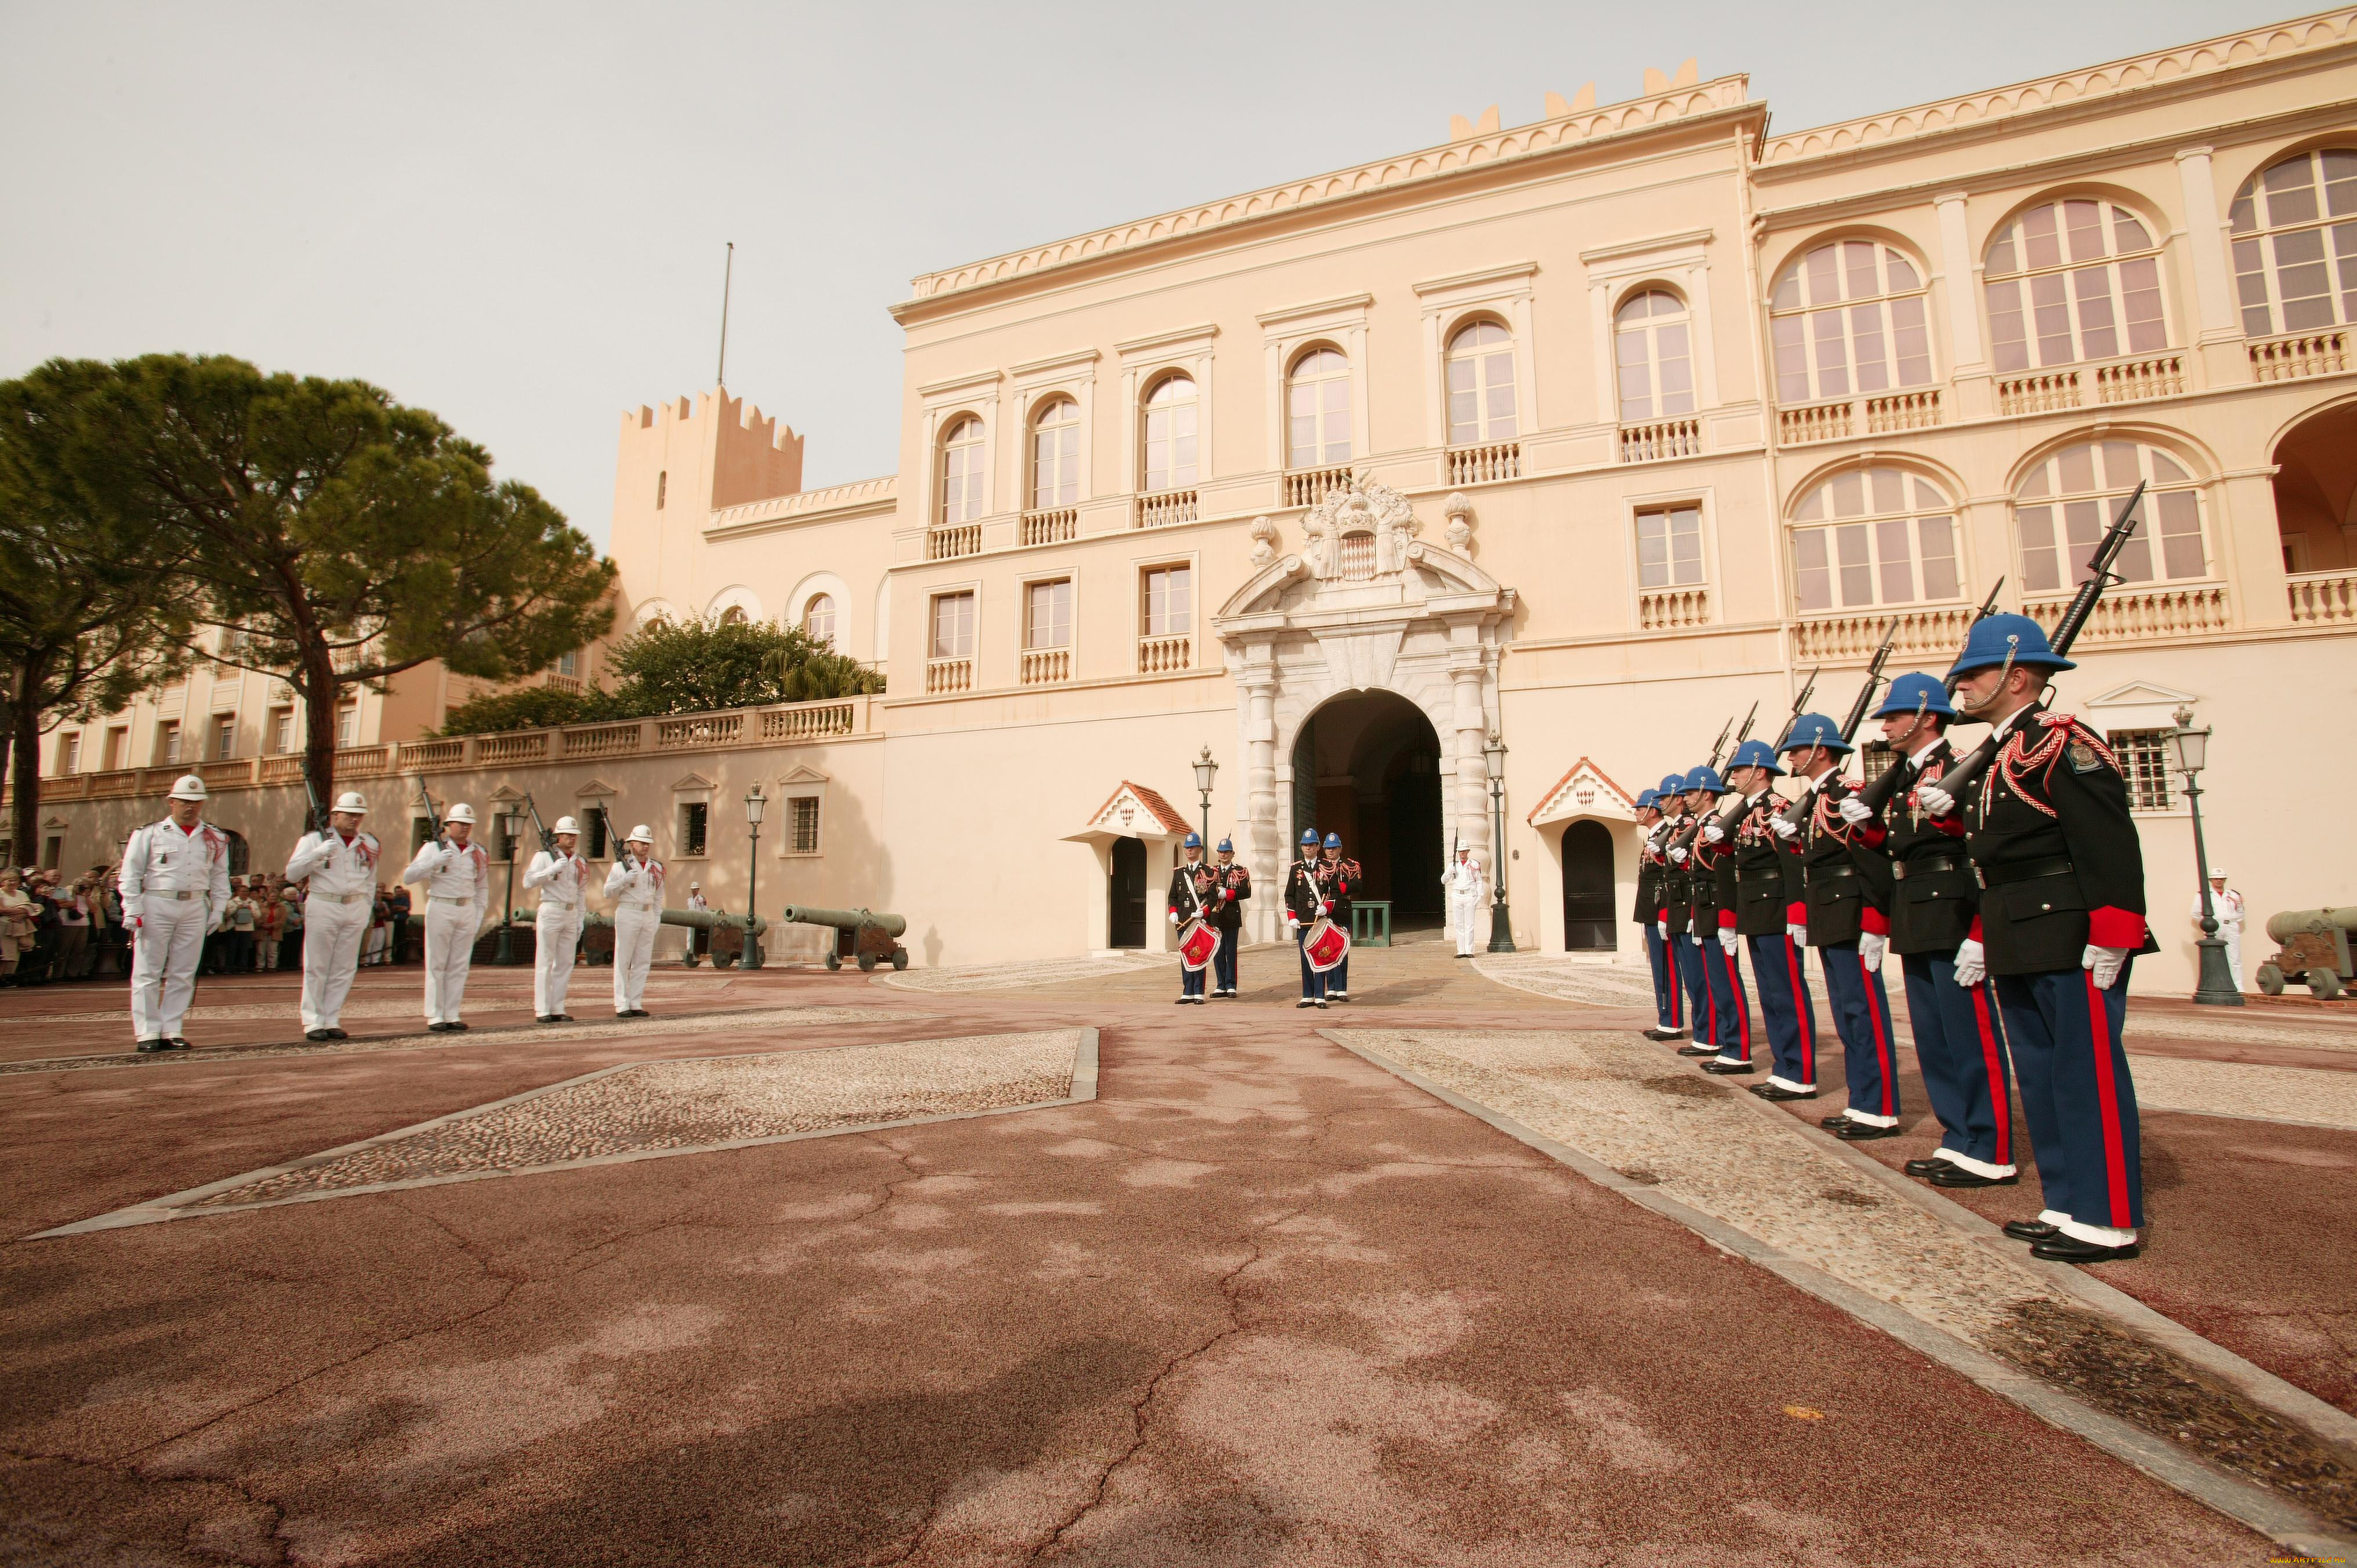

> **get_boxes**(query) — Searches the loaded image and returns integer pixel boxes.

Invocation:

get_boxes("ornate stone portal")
[1213,477,1515,943]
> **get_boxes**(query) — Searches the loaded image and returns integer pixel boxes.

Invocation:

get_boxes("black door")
[1560,820,1617,950]
[1109,837,1147,948]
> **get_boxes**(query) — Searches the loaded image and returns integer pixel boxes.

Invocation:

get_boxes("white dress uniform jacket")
[285,827,382,1032]
[120,818,232,1043]
[524,848,590,1018]
[404,837,492,1025]
[2191,886,2246,990]
[603,854,666,1014]
[1443,855,1489,956]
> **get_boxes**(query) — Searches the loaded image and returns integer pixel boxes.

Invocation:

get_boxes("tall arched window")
[1768,241,1934,402]
[2229,148,2357,336]
[2015,441,2206,593]
[1983,199,2168,371]
[1286,347,1351,468]
[937,416,985,525]
[1789,466,1962,613]
[1141,374,1198,492]
[719,605,748,626]
[802,594,835,647]
[1614,291,1694,423]
[1446,321,1517,444]
[1030,397,1080,509]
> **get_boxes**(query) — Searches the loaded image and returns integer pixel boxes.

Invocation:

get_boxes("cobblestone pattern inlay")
[186,1030,1084,1209]
[2128,1053,2357,1131]
[877,954,1164,992]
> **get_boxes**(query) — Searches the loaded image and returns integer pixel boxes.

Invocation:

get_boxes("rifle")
[1708,685,1807,838]
[1776,617,1903,827]
[1723,701,1760,763]
[1667,707,1754,854]
[1853,576,2007,817]
[301,771,328,837]
[1931,483,2146,808]
[520,792,555,855]
[1772,667,1819,750]
[410,772,444,849]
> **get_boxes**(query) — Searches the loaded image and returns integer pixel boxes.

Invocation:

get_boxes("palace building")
[31,9,2357,990]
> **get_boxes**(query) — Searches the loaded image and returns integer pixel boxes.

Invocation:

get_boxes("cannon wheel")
[824,950,841,971]
[857,952,879,972]
[890,947,908,971]
[2257,963,2285,996]
[2309,968,2346,1000]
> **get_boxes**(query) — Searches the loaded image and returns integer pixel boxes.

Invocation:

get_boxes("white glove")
[1771,817,1798,840]
[1717,928,1739,955]
[1838,797,1873,826]
[1656,920,1668,940]
[1859,931,1887,970]
[1169,909,1180,925]
[1702,823,1724,843]
[2083,944,2128,990]
[1952,938,1985,989]
[1916,783,1956,818]
[1668,846,1689,864]
[1285,916,1300,932]
[1786,921,1809,946]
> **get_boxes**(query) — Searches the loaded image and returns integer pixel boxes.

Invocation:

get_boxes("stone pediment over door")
[1528,757,1638,826]
[1063,781,1191,844]
[1214,478,1512,630]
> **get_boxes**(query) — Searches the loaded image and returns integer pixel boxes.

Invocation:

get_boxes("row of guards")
[1161,828,1368,1008]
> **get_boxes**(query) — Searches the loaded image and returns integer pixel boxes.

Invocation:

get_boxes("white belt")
[311,892,367,905]
[618,902,659,913]
[155,890,200,902]
[541,899,579,912]
[430,895,474,906]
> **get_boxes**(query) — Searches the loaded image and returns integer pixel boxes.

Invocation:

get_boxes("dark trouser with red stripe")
[1901,951,2014,1171]
[1748,931,1816,1088]
[1995,963,2141,1233]
[1643,923,1681,1030]
[1818,939,1899,1122]
[1670,932,1707,1036]
[1700,930,1750,1059]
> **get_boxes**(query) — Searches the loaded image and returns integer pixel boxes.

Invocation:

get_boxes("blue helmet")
[1216,836,1234,853]
[1725,738,1784,775]
[1947,611,2074,680]
[1635,788,1660,810]
[1873,671,1959,721]
[1183,830,1203,849]
[1300,828,1321,847]
[1779,713,1854,757]
[1658,773,1687,797]
[1682,765,1724,794]
[1323,832,1343,849]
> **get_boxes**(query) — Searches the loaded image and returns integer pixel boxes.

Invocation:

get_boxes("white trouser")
[423,899,480,1023]
[535,904,582,1017]
[612,906,660,1013]
[1449,896,1484,956]
[302,897,371,1030]
[130,897,211,1041]
[2222,928,2244,990]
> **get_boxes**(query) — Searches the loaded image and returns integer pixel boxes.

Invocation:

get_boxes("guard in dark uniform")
[1916,615,2148,1262]
[1775,713,1901,1140]
[1285,829,1329,1009]
[1317,832,1361,1001]
[1633,790,1684,1041]
[1167,831,1214,1004]
[1708,739,1817,1092]
[1209,836,1249,997]
[1841,673,2017,1186]
[1677,764,1751,1068]
[1656,773,1709,1042]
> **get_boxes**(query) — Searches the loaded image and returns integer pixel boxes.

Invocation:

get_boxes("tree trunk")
[300,650,340,829]
[0,684,13,863]
[10,656,41,870]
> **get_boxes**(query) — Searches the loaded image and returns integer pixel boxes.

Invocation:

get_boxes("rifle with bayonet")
[1775,616,1903,828]
[1706,678,1817,839]
[411,772,445,850]
[1853,576,2007,817]
[301,771,328,837]
[1666,703,1757,855]
[1930,482,2145,808]
[520,792,555,856]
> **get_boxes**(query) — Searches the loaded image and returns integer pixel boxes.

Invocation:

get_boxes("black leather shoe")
[1676,1044,1718,1058]
[555,1014,574,1022]
[2031,1235,2140,1263]
[1928,1167,2019,1189]
[447,1021,468,1031]
[326,1028,347,1040]
[1753,1084,1819,1101]
[2003,1219,2058,1242]
[1642,1028,1685,1042]
[168,1038,194,1050]
[1315,999,1329,1009]
[1903,1158,1946,1177]
[305,1028,335,1041]
[1702,1059,1757,1075]
[1818,1112,1852,1130]
[136,1039,169,1053]
[537,1014,559,1023]
[1296,999,1317,1009]
[1835,1121,1902,1141]
[429,1022,452,1033]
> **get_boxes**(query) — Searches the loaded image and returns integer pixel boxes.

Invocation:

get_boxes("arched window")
[1983,198,2167,371]
[937,416,985,525]
[1141,374,1197,492]
[1286,347,1351,468]
[802,594,835,647]
[1768,240,1934,402]
[2229,148,2357,336]
[1029,397,1080,509]
[1614,291,1693,423]
[719,605,748,626]
[1789,466,1962,613]
[1446,321,1517,444]
[2015,441,2206,593]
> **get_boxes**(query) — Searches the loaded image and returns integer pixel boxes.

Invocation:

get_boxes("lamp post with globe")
[2168,706,2242,1007]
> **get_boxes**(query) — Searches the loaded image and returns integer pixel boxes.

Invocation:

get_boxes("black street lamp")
[1484,731,1514,953]
[742,782,767,970]
[1192,745,1219,847]
[2168,706,2242,1007]
[495,805,522,965]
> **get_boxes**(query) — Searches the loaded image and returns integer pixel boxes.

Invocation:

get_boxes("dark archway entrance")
[1290,689,1445,925]
[2273,402,2357,577]
[1108,837,1147,949]
[1559,820,1616,950]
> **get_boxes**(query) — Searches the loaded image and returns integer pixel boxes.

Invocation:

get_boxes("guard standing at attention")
[1843,675,2017,1188]
[1657,774,1709,1041]
[1915,615,2149,1262]
[1709,741,1816,1089]
[121,774,232,1051]
[1775,717,1901,1139]
[1209,837,1249,997]
[604,825,665,1018]
[1167,831,1214,1005]
[1317,832,1361,1001]
[524,816,589,1023]
[402,801,490,1033]
[1679,764,1752,1069]
[1442,843,1488,959]
[1285,829,1329,1009]
[1633,791,1685,1042]
[285,791,380,1043]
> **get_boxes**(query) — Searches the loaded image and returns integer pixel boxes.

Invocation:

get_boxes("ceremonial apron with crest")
[1177,868,1220,972]
[1304,914,1350,972]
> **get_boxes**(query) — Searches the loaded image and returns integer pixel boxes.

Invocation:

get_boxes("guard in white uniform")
[120,774,233,1051]
[402,802,491,1031]
[2191,868,2246,990]
[284,791,381,1040]
[523,816,589,1022]
[604,825,665,1018]
[1443,845,1488,958]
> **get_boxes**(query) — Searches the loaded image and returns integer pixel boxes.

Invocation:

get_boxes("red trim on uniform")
[1861,952,1895,1116]
[1786,935,1815,1084]
[2084,970,2133,1228]
[1786,901,1806,925]
[1968,913,1983,942]
[1717,908,1736,930]
[1861,906,1890,937]
[1932,815,1967,838]
[1968,979,2011,1166]
[1724,946,1752,1061]
[2086,906,2147,950]
[1703,957,1720,1051]
[1667,950,1683,1026]
[1857,823,1887,847]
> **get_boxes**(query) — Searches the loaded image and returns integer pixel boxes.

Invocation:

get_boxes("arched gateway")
[1212,479,1513,945]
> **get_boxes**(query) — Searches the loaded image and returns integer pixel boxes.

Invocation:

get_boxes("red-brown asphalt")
[0,948,2279,1565]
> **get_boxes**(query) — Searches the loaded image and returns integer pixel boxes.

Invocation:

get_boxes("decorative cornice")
[1254,293,1374,328]
[1115,323,1220,360]
[704,477,897,537]
[1579,228,1713,266]
[1411,261,1539,298]
[1008,348,1101,380]
[916,369,1002,400]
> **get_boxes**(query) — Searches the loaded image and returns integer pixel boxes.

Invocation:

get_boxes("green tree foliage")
[431,684,604,736]
[71,355,615,809]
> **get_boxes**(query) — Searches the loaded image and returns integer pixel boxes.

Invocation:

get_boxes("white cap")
[333,791,368,815]
[625,824,654,844]
[167,774,206,801]
[2209,866,2227,878]
[552,816,580,836]
[690,881,701,889]
[443,803,476,825]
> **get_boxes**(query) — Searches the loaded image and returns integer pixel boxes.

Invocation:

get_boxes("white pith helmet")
[552,816,580,836]
[333,791,368,815]
[444,803,476,825]
[168,774,206,801]
[625,824,654,844]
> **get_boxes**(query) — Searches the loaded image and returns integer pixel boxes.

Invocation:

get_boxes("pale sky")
[0,1,2302,547]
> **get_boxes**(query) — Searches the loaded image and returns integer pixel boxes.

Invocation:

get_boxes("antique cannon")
[581,906,771,970]
[2257,907,2356,1000]
[779,905,909,972]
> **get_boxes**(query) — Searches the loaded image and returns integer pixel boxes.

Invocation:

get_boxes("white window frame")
[2228,147,2357,338]
[1026,394,1085,510]
[1441,318,1521,447]
[1009,349,1098,515]
[1257,296,1370,472]
[1116,324,1217,498]
[1789,466,1968,615]
[774,765,829,859]
[1622,485,1720,602]
[1413,263,1538,451]
[915,369,1001,528]
[935,413,989,527]
[1022,573,1076,652]
[1612,287,1698,424]
[2011,441,2211,595]
[56,731,81,775]
[1982,197,2173,372]
[670,774,713,861]
[1767,238,1938,402]
[1580,231,1720,422]
[1634,502,1707,590]
[928,586,979,660]
[1136,553,1199,641]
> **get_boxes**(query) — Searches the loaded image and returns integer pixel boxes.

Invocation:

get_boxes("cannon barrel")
[779,904,908,939]
[580,908,765,934]
[2264,906,2357,945]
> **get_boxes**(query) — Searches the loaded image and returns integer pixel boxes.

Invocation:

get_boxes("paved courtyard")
[3,936,2353,1565]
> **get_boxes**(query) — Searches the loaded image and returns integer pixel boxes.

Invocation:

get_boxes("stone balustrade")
[1445,441,1521,485]
[1282,466,1354,509]
[1637,587,1711,631]
[1618,419,1700,463]
[1136,488,1199,529]
[2288,569,2357,625]
[1137,634,1193,674]
[1020,647,1072,685]
[2249,328,2349,382]
[926,523,982,561]
[1020,507,1078,547]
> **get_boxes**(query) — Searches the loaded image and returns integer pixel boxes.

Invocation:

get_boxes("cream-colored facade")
[25,11,2357,992]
